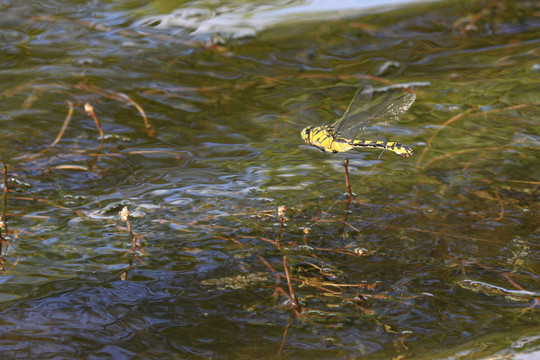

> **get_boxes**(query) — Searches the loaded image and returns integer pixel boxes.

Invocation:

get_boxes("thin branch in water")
[459,0,499,36]
[275,206,300,310]
[119,206,138,251]
[84,103,105,142]
[277,205,287,243]
[336,218,362,232]
[25,101,74,161]
[282,254,298,308]
[214,235,246,247]
[0,161,7,241]
[415,108,475,167]
[278,313,295,355]
[420,146,499,170]
[417,103,535,168]
[302,226,309,246]
[117,93,151,130]
[0,161,8,270]
[10,195,78,213]
[76,84,151,133]
[342,157,354,201]
[496,178,540,186]
[83,102,106,170]
[48,165,89,171]
[51,101,75,147]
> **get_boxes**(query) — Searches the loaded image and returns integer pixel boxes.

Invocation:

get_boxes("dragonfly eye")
[301,126,311,140]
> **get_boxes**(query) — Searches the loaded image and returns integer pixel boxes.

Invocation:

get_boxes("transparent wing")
[330,85,373,129]
[335,91,416,140]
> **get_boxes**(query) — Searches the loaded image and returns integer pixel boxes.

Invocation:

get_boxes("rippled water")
[1,0,539,358]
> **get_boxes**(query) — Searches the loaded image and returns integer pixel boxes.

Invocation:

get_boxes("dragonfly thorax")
[301,125,335,143]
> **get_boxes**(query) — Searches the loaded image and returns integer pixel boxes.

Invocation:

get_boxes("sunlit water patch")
[136,0,439,38]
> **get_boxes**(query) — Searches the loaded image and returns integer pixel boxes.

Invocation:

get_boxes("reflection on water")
[137,0,436,38]
[0,0,539,358]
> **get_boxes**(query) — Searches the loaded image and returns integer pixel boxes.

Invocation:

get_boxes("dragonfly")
[300,85,416,158]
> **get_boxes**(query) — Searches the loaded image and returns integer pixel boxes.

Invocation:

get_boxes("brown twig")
[417,103,535,169]
[256,254,285,294]
[84,103,105,142]
[0,161,7,241]
[273,205,302,333]
[342,157,354,201]
[282,255,299,308]
[336,218,362,232]
[10,195,79,213]
[214,235,246,246]
[278,313,295,355]
[276,206,298,307]
[76,84,151,132]
[51,101,75,147]
[0,161,8,270]
[25,101,74,161]
[119,206,138,251]
[84,102,105,171]
[415,108,476,167]
[420,146,500,170]
[495,178,540,186]
[459,0,499,36]
[243,235,279,247]
[302,226,309,246]
[118,93,151,130]
[277,205,287,243]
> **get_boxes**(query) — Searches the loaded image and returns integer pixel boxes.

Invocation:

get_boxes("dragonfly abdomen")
[349,139,414,158]
[304,126,354,153]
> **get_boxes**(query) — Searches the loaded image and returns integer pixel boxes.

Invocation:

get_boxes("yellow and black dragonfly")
[300,85,416,158]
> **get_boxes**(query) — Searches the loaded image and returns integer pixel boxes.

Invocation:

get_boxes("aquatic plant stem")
[50,101,74,148]
[0,161,8,240]
[76,84,152,133]
[276,206,299,310]
[342,157,354,201]
[277,205,286,243]
[282,255,298,307]
[119,206,138,251]
[278,313,294,355]
[84,103,105,143]
[84,102,107,170]
[24,101,74,161]
[459,0,499,36]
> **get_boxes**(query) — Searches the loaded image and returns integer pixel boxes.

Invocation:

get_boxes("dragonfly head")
[300,126,312,143]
